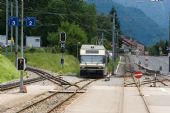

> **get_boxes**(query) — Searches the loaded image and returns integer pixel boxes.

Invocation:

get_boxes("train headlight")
[99,67,102,69]
[81,66,85,69]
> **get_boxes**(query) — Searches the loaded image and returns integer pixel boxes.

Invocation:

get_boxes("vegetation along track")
[15,79,97,113]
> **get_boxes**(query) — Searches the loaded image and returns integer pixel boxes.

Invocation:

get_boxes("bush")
[25,48,46,53]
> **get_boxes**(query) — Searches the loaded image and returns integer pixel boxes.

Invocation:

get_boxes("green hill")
[0,54,19,83]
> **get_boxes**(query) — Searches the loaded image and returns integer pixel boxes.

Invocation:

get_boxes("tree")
[23,0,97,46]
[58,21,88,56]
[47,32,58,46]
[0,2,6,35]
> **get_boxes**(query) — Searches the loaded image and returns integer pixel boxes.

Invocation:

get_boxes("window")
[35,39,40,42]
[81,55,105,64]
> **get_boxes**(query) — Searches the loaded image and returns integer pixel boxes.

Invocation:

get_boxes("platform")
[142,87,170,113]
[124,87,170,113]
[63,86,123,113]
[123,87,148,113]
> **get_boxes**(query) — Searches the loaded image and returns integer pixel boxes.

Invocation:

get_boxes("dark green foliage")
[58,21,88,56]
[0,0,96,42]
[147,40,169,56]
[0,0,122,57]
[0,2,6,35]
[96,7,122,50]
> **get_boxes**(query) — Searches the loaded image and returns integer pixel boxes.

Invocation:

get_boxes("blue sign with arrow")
[8,17,19,26]
[25,17,36,27]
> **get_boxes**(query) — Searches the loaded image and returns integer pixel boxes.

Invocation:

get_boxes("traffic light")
[17,58,26,70]
[60,32,66,42]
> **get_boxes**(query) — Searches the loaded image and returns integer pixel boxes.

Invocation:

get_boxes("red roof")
[122,38,136,46]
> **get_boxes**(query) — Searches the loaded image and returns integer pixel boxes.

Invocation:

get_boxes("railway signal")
[61,47,65,53]
[61,58,64,65]
[60,32,67,68]
[60,32,66,43]
[17,58,26,70]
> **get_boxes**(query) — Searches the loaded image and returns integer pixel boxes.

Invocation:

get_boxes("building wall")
[136,43,145,55]
[26,36,41,48]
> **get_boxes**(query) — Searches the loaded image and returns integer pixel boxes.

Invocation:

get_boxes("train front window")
[81,55,104,64]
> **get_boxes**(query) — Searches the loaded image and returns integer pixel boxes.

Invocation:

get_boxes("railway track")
[15,79,97,113]
[26,67,72,86]
[0,67,74,91]
[0,77,44,91]
[124,55,151,113]
[131,76,151,113]
[124,55,170,87]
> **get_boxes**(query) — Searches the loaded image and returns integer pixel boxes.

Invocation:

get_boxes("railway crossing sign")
[134,71,143,79]
[8,17,19,26]
[25,17,36,27]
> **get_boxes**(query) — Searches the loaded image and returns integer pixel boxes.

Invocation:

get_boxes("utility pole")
[169,12,170,72]
[15,0,18,62]
[112,13,115,75]
[101,32,104,45]
[10,1,13,56]
[77,42,80,60]
[20,0,24,93]
[6,0,9,56]
[116,30,119,58]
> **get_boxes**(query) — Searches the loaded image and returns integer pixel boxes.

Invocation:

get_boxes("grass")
[25,53,80,75]
[3,51,80,75]
[0,52,79,83]
[0,54,19,83]
[108,56,120,73]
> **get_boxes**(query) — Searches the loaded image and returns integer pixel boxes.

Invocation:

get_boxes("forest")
[0,0,121,56]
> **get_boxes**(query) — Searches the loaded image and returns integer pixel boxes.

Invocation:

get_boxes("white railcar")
[80,44,108,77]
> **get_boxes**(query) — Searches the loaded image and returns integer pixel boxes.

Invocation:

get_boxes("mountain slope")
[86,1,168,45]
[111,0,169,29]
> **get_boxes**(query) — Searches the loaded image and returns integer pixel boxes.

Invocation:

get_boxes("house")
[0,35,11,47]
[136,42,145,55]
[121,35,145,55]
[26,36,41,48]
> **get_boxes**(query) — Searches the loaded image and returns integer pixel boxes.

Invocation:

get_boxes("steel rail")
[47,79,98,113]
[0,77,44,91]
[16,79,94,113]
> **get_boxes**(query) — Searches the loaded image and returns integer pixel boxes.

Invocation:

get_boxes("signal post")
[60,32,67,68]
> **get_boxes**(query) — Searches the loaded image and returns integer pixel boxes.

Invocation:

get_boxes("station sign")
[25,17,36,27]
[8,17,19,26]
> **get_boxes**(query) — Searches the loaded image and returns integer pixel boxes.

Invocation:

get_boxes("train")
[79,44,108,77]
